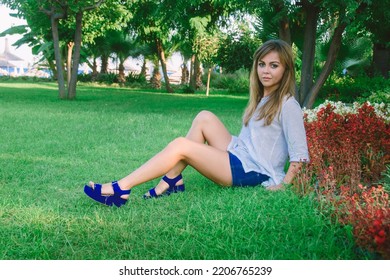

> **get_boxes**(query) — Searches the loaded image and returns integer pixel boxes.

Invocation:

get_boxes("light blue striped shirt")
[227,95,309,186]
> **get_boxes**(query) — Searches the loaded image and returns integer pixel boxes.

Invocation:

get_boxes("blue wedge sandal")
[84,181,131,207]
[143,174,185,199]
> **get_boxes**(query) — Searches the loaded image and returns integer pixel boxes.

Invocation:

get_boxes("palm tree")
[107,30,139,83]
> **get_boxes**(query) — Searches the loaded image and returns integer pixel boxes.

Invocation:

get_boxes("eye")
[258,62,265,67]
[270,63,279,69]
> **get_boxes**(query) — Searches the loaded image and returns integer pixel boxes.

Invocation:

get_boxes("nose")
[262,66,270,73]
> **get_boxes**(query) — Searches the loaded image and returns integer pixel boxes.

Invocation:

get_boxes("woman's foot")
[143,174,184,198]
[88,181,130,200]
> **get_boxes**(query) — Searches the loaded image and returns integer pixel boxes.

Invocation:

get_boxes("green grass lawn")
[0,82,360,260]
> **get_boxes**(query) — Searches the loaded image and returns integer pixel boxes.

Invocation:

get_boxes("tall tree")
[363,0,390,77]
[127,0,176,93]
[194,32,220,95]
[297,0,321,106]
[82,4,133,77]
[105,30,140,83]
[216,15,262,73]
[300,0,371,108]
[0,0,126,99]
[8,0,107,99]
[172,0,237,92]
[42,0,105,99]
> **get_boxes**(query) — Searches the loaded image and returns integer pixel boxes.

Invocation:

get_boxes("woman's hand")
[266,183,284,191]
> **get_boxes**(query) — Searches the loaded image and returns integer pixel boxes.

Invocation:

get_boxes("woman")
[84,39,309,207]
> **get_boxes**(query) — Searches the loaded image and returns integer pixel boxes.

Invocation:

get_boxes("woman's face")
[257,51,286,96]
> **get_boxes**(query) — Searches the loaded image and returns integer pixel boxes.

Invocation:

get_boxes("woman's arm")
[267,98,309,191]
[282,161,302,184]
[267,161,302,191]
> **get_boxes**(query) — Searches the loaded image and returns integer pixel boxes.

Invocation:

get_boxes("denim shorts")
[228,152,270,187]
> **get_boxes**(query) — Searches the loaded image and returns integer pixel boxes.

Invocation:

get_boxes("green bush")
[77,73,93,83]
[357,90,390,105]
[96,72,119,84]
[317,75,390,104]
[0,75,53,83]
[180,85,196,94]
[77,72,119,85]
[203,68,249,93]
[125,72,147,86]
[379,165,390,192]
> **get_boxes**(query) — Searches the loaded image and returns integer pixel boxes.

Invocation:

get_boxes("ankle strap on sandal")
[112,181,131,195]
[162,174,182,186]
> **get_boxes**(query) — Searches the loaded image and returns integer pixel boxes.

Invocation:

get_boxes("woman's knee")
[193,110,217,126]
[168,137,197,163]
[167,137,189,155]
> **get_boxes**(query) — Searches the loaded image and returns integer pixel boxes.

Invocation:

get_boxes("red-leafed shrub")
[294,101,390,258]
[335,185,390,259]
[302,102,389,191]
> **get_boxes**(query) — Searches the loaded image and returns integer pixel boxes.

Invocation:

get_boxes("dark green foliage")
[216,28,262,73]
[316,76,390,105]
[125,73,147,86]
[202,68,249,93]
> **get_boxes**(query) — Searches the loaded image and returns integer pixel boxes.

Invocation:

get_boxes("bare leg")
[150,110,233,195]
[89,137,232,198]
[89,111,233,198]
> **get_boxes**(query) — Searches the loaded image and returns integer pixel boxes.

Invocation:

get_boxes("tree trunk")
[273,0,291,44]
[141,59,147,77]
[50,15,66,99]
[68,12,83,100]
[279,17,291,45]
[189,54,196,91]
[118,58,126,83]
[67,41,74,88]
[156,38,174,93]
[195,56,202,89]
[298,1,319,105]
[84,57,97,75]
[189,54,202,90]
[372,43,390,78]
[150,58,161,89]
[41,1,104,100]
[101,54,109,74]
[206,67,212,96]
[303,21,348,108]
[47,59,57,81]
[181,62,189,84]
[91,58,98,80]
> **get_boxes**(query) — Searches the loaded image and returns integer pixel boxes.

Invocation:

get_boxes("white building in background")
[0,38,25,76]
[106,51,186,84]
[0,38,50,78]
[0,36,185,81]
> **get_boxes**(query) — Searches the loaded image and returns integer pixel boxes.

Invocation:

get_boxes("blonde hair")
[243,39,296,126]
